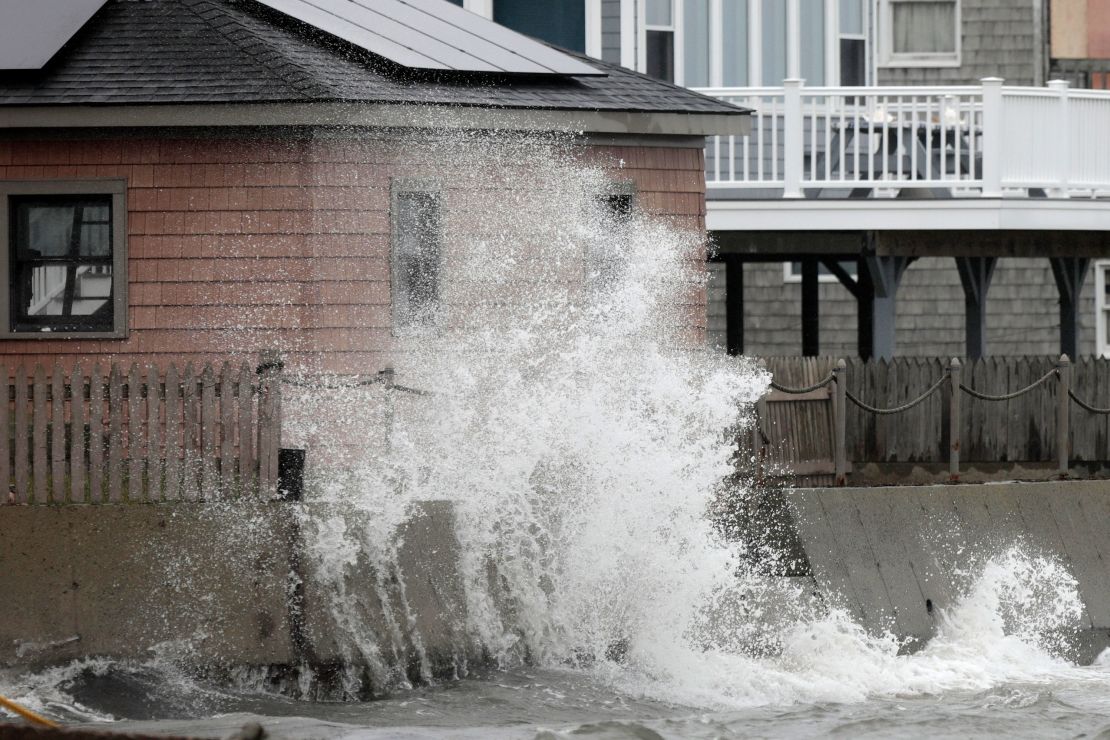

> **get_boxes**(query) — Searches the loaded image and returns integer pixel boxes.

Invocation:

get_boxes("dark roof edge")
[0,102,750,137]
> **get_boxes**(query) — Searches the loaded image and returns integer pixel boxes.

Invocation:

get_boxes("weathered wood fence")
[752,355,1110,485]
[1,360,282,504]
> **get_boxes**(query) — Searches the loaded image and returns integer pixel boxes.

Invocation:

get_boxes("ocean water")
[3,130,1106,738]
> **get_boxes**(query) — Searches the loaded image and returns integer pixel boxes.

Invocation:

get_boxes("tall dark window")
[645,0,675,83]
[392,190,442,330]
[840,38,866,86]
[10,196,114,333]
[587,188,635,291]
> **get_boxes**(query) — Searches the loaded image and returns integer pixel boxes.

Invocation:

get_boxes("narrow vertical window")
[839,0,867,85]
[645,0,675,82]
[588,187,635,291]
[10,196,114,333]
[392,189,442,330]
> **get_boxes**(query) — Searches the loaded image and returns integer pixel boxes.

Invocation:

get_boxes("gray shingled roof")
[0,0,745,117]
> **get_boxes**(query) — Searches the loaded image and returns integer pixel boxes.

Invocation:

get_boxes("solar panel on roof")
[0,0,108,70]
[255,0,603,75]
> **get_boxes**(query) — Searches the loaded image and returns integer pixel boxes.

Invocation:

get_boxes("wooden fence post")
[256,350,284,495]
[1058,353,1071,478]
[833,359,848,486]
[949,357,961,482]
[382,366,396,453]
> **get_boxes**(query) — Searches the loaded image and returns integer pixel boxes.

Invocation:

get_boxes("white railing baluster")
[728,133,736,183]
[911,95,918,182]
[757,103,765,182]
[896,95,905,182]
[743,126,749,181]
[926,94,935,181]
[837,94,844,182]
[713,135,721,183]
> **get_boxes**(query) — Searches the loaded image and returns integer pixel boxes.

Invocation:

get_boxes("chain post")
[948,357,961,482]
[1057,354,1071,478]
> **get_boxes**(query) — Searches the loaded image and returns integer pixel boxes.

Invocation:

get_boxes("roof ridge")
[178,0,337,100]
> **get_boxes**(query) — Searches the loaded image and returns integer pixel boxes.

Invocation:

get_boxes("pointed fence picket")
[0,360,282,504]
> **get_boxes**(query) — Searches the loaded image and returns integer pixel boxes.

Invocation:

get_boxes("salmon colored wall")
[1051,0,1110,59]
[0,134,707,375]
[1087,0,1110,57]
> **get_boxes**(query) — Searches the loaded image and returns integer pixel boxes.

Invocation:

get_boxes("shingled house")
[0,0,746,376]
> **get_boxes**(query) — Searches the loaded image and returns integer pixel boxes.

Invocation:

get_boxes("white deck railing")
[694,79,1110,198]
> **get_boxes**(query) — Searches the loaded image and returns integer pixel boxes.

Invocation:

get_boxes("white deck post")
[1048,79,1071,198]
[783,78,804,199]
[980,77,1004,197]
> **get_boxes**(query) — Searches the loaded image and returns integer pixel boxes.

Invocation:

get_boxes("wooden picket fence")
[752,355,1110,486]
[1,360,282,504]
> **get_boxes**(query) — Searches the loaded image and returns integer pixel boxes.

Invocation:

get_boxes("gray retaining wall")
[784,480,1110,662]
[0,500,470,691]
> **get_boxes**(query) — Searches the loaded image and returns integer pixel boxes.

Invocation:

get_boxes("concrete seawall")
[0,500,470,691]
[782,480,1110,662]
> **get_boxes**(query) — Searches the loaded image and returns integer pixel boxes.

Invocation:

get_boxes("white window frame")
[782,260,858,284]
[878,0,961,69]
[639,0,683,84]
[390,178,445,336]
[836,0,870,85]
[1097,259,1110,358]
[636,0,845,87]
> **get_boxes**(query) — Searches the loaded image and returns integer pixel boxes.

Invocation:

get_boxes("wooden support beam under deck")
[955,256,998,360]
[1050,257,1090,360]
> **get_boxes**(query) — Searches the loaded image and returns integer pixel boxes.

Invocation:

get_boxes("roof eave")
[0,101,751,137]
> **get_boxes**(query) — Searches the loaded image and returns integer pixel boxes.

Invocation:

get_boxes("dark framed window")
[0,180,127,339]
[391,180,443,332]
[645,0,675,83]
[587,183,636,291]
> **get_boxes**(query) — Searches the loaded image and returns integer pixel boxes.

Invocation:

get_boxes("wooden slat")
[32,364,47,504]
[200,364,216,498]
[89,364,104,502]
[13,365,28,503]
[70,364,85,504]
[0,365,9,502]
[182,363,197,501]
[267,366,282,493]
[147,365,162,502]
[219,362,235,495]
[164,363,182,501]
[237,362,254,493]
[108,363,123,503]
[257,372,272,492]
[128,363,144,502]
[51,363,65,503]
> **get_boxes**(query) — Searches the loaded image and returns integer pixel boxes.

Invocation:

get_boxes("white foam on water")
[286,130,1107,711]
[604,547,1099,710]
[5,131,1107,723]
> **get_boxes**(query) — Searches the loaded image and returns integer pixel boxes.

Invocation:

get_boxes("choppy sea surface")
[6,661,1110,739]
